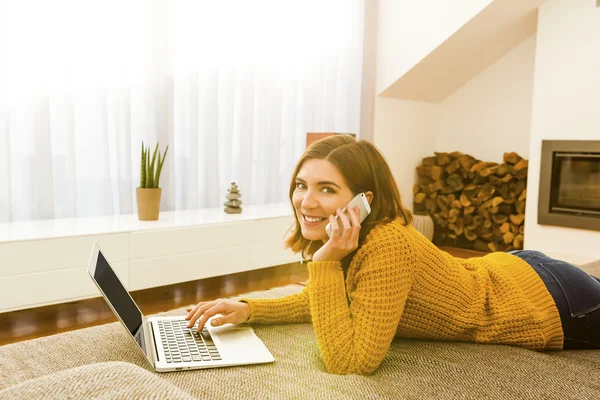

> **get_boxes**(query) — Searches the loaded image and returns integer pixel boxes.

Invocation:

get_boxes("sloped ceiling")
[381,0,544,103]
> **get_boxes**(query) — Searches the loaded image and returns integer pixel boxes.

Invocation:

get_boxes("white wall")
[437,35,536,162]
[372,97,440,211]
[376,0,492,95]
[524,0,600,264]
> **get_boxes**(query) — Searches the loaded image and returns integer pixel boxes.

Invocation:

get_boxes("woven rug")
[2,270,600,399]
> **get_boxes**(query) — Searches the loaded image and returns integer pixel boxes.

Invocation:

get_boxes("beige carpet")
[2,268,600,399]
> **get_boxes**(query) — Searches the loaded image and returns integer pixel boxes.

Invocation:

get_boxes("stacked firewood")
[413,151,528,253]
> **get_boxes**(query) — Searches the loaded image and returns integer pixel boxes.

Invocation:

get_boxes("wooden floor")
[0,247,484,347]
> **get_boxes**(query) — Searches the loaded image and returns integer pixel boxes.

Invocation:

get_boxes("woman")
[185,134,600,375]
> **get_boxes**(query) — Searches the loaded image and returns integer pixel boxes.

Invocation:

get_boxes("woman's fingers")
[186,299,219,327]
[347,205,360,226]
[185,300,212,319]
[328,215,339,239]
[185,303,202,319]
[337,208,352,240]
[195,303,227,332]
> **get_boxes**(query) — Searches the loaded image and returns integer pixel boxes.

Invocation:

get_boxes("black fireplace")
[538,140,600,231]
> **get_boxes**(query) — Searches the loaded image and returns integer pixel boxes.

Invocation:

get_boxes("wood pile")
[413,151,528,253]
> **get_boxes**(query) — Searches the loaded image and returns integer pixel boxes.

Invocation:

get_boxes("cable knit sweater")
[240,218,564,375]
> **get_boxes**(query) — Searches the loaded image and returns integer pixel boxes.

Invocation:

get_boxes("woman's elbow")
[325,361,380,376]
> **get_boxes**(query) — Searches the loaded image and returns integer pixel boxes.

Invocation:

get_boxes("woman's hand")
[185,299,251,332]
[312,205,361,263]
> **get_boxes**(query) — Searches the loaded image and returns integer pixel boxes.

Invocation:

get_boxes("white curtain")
[0,0,366,222]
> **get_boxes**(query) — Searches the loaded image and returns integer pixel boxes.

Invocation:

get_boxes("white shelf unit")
[0,204,298,313]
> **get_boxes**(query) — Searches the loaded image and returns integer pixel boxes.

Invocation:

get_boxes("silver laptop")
[87,243,274,372]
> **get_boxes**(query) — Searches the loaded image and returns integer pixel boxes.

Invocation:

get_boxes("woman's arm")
[308,236,416,375]
[238,284,311,324]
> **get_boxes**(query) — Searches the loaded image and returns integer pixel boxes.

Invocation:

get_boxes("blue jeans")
[509,250,600,349]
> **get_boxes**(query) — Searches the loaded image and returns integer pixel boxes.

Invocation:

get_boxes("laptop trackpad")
[213,326,254,344]
[211,325,267,358]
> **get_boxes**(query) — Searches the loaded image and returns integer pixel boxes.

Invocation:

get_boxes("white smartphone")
[325,192,372,237]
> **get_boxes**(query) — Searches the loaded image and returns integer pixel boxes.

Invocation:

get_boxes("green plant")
[140,141,169,188]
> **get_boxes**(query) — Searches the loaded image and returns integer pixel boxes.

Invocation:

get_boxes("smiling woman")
[285,134,412,261]
[185,135,600,376]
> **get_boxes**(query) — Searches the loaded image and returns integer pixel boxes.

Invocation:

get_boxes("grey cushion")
[0,361,195,400]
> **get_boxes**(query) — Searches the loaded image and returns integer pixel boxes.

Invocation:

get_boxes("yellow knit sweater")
[241,218,564,375]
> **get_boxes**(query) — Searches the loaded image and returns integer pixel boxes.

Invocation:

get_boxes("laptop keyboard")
[158,320,222,363]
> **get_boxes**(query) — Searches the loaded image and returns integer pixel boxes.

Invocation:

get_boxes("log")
[454,219,464,236]
[513,159,528,172]
[515,168,528,180]
[477,183,495,202]
[464,228,477,241]
[419,184,432,194]
[430,180,444,192]
[515,200,525,214]
[496,164,511,177]
[471,161,498,173]
[437,196,449,208]
[441,184,455,194]
[511,179,526,196]
[414,192,427,204]
[488,242,514,252]
[460,194,472,207]
[473,215,484,226]
[435,152,451,166]
[446,160,461,174]
[491,196,504,207]
[499,203,513,216]
[480,165,500,178]
[422,156,438,166]
[447,174,465,192]
[425,198,437,213]
[458,154,478,171]
[503,231,515,245]
[509,213,525,226]
[417,166,430,175]
[497,183,510,199]
[492,213,508,224]
[503,152,522,165]
[513,234,524,249]
[431,166,445,181]
[474,240,489,252]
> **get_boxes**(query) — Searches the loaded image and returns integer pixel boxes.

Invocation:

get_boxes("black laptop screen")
[93,250,142,337]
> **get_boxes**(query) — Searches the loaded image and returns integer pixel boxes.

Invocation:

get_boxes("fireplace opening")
[539,140,600,231]
[550,153,600,216]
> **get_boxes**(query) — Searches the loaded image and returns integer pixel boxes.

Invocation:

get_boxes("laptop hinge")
[145,318,159,365]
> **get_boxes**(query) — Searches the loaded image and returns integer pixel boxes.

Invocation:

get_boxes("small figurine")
[224,182,242,214]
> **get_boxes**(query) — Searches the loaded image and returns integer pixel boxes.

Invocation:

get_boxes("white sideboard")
[0,204,298,313]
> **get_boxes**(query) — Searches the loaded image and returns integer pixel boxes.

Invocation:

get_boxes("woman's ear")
[365,191,374,205]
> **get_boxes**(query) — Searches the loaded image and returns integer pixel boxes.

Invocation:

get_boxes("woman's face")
[292,159,354,242]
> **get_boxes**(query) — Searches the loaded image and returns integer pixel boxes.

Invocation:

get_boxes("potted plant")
[136,141,169,221]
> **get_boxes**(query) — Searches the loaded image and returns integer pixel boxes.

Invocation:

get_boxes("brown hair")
[285,134,413,260]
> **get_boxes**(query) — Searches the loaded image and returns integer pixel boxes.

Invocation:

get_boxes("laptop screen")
[92,249,147,354]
